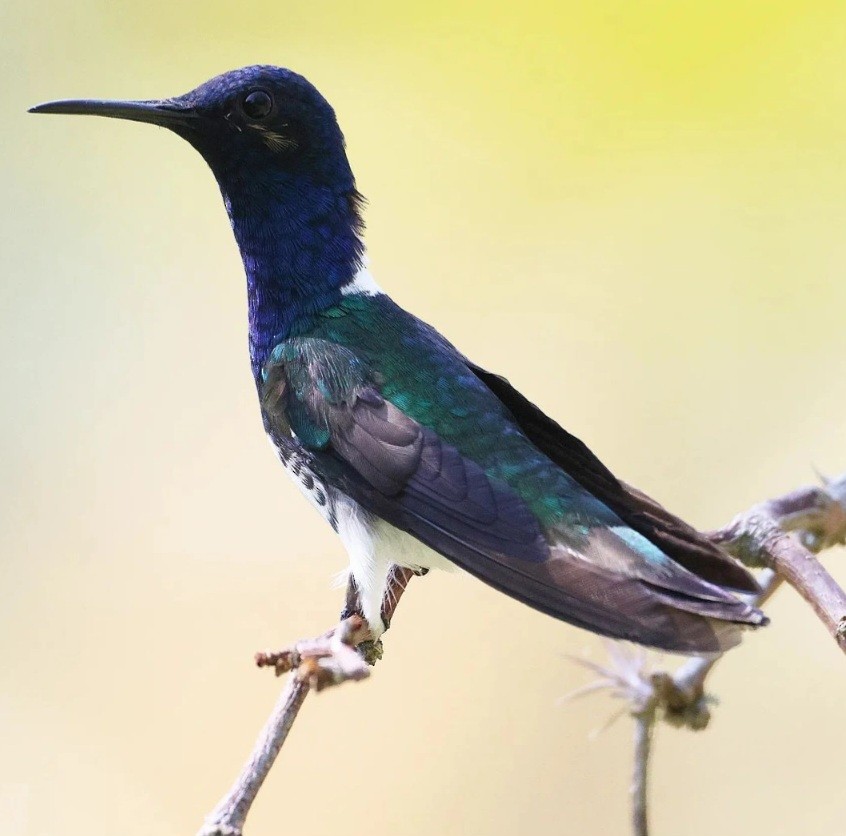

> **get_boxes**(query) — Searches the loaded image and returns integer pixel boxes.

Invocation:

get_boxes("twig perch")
[631,706,655,836]
[254,615,372,688]
[198,677,309,836]
[710,475,846,652]
[582,471,846,836]
[197,566,418,836]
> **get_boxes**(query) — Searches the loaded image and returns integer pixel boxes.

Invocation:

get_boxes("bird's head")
[29,65,356,199]
[30,66,367,368]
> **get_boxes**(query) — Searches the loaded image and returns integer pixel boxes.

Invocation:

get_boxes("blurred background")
[2,2,845,835]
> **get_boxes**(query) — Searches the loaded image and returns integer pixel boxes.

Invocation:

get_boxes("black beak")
[28,98,197,128]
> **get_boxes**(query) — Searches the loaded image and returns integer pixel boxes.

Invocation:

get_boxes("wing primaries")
[469,364,759,593]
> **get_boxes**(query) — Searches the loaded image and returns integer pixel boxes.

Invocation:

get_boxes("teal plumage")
[279,295,615,528]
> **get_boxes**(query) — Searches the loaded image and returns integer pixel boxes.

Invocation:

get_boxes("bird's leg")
[381,565,425,629]
[340,572,365,621]
[255,564,421,675]
[347,564,423,665]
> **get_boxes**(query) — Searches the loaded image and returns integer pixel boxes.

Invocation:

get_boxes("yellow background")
[2,2,845,835]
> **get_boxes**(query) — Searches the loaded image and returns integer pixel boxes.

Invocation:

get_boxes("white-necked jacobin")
[30,66,766,653]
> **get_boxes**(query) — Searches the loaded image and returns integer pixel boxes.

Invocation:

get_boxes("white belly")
[270,433,455,637]
[334,499,455,637]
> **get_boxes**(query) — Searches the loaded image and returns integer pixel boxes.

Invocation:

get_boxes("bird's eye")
[242,90,273,120]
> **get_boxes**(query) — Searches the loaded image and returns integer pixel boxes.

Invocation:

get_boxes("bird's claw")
[357,638,384,665]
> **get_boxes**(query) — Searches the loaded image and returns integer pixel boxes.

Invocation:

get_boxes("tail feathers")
[542,551,765,654]
[548,528,766,653]
[643,582,767,626]
[443,539,766,655]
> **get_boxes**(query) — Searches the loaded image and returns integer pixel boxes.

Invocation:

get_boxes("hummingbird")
[30,66,765,654]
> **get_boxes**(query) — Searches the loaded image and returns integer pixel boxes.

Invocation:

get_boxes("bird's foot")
[334,562,424,668]
[357,638,384,665]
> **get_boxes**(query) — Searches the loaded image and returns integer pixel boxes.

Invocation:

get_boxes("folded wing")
[263,339,764,653]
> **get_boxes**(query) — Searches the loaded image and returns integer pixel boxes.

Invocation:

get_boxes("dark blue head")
[30,66,366,376]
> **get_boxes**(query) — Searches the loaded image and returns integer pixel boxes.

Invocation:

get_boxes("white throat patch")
[341,259,383,296]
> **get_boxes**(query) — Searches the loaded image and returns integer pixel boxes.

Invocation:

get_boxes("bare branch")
[631,705,655,836]
[668,471,846,713]
[576,470,846,836]
[198,676,309,836]
[197,566,418,836]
